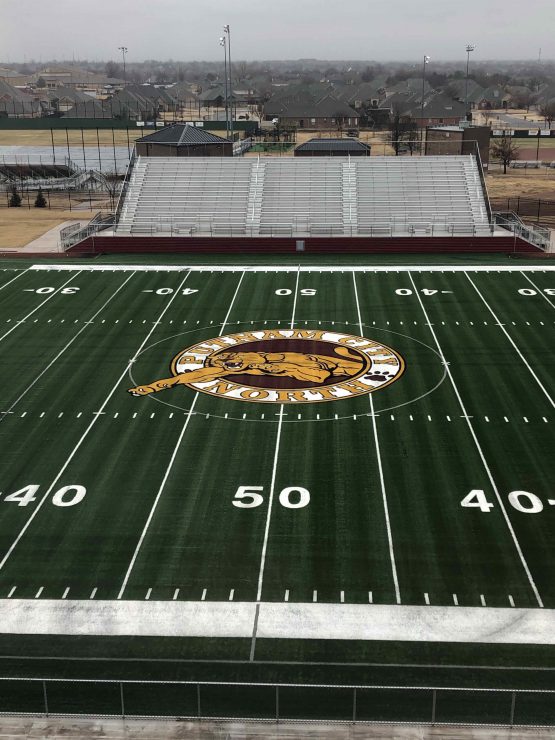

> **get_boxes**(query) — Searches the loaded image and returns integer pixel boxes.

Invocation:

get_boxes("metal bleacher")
[116,155,492,237]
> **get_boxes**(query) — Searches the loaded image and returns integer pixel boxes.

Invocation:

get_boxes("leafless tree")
[482,109,494,128]
[387,110,419,155]
[538,101,555,128]
[491,137,520,174]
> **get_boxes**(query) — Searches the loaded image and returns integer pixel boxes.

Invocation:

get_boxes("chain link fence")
[0,678,553,726]
[490,197,555,228]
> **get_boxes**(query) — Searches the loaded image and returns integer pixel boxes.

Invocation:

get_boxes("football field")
[0,259,554,720]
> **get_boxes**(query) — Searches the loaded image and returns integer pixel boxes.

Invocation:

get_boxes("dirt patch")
[0,209,96,249]
[486,172,555,200]
[0,129,141,148]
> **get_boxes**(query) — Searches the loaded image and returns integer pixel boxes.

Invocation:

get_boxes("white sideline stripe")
[1,600,555,644]
[117,395,199,599]
[352,272,400,604]
[0,271,192,573]
[117,271,245,598]
[521,272,555,311]
[466,272,555,410]
[408,273,543,607]
[0,272,136,422]
[30,264,555,273]
[0,272,80,346]
[0,268,30,293]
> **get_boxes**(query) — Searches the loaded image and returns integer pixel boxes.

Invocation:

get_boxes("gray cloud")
[1,0,553,61]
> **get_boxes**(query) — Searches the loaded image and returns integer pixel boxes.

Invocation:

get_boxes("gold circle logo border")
[169,328,406,404]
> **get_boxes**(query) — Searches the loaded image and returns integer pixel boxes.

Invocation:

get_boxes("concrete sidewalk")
[20,219,82,253]
[0,718,553,739]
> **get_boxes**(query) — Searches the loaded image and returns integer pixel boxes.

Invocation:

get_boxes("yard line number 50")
[2,484,86,508]
[233,485,310,509]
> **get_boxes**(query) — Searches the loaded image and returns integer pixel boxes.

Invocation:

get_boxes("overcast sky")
[1,0,553,63]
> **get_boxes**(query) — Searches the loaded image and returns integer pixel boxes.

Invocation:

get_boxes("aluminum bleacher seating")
[116,155,491,237]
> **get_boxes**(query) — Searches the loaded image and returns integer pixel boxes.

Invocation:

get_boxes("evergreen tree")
[34,187,47,208]
[8,185,21,207]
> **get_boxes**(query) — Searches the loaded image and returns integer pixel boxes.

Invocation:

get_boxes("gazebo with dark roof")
[294,138,371,157]
[136,123,233,157]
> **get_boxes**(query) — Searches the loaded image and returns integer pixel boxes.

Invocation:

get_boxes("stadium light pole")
[118,47,128,82]
[223,24,233,140]
[420,55,430,150]
[220,37,230,139]
[464,44,475,119]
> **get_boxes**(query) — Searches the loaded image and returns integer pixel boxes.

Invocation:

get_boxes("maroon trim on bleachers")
[68,235,541,255]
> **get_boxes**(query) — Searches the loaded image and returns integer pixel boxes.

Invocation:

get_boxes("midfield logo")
[128,328,405,404]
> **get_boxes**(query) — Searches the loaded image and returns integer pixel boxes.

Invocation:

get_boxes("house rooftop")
[136,123,229,146]
[295,138,370,152]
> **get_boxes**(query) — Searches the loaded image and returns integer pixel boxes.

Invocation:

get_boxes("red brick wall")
[69,235,538,255]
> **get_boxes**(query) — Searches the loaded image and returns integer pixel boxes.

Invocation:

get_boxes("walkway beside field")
[0,717,553,738]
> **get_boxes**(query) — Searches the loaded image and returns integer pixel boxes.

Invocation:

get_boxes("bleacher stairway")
[116,155,492,238]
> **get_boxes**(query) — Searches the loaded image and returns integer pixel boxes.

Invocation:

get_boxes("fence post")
[120,682,125,720]
[431,689,437,725]
[275,686,279,723]
[42,680,49,717]
[510,691,516,726]
[352,687,357,723]
[196,683,201,719]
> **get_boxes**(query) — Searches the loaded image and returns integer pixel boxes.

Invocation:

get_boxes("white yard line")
[254,272,299,608]
[219,272,245,335]
[0,273,136,422]
[290,265,300,330]
[408,273,543,608]
[30,264,555,273]
[521,272,555,311]
[117,395,199,599]
[255,405,284,604]
[0,272,81,345]
[1,600,555,644]
[465,272,555,410]
[0,271,192,573]
[352,272,401,604]
[0,268,30,293]
[116,271,246,598]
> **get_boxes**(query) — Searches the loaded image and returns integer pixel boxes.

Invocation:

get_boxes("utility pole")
[219,36,230,138]
[420,55,430,150]
[464,44,475,119]
[223,25,233,140]
[118,46,128,82]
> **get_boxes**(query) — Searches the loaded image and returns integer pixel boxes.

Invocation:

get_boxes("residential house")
[443,79,484,109]
[33,66,125,94]
[405,93,467,128]
[469,86,511,110]
[264,93,358,130]
[0,80,40,117]
[0,67,33,87]
[46,87,96,114]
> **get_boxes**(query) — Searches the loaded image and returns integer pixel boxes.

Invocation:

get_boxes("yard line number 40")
[461,489,553,514]
[2,485,85,508]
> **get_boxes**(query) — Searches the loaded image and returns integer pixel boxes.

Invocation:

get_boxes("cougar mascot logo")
[128,328,405,404]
